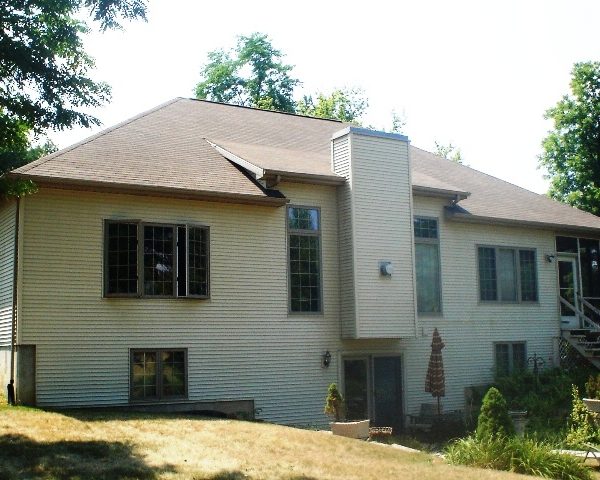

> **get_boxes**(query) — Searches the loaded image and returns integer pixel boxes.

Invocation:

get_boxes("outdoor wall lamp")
[545,254,556,263]
[322,350,332,368]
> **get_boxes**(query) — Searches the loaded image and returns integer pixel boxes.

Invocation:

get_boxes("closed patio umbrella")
[425,328,445,415]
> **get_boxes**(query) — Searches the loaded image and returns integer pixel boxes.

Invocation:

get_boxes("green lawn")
[0,399,595,480]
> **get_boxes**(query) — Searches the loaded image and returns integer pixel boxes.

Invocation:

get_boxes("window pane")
[177,226,187,297]
[143,226,174,296]
[478,247,497,301]
[289,234,320,312]
[512,343,526,372]
[161,350,186,397]
[415,243,441,313]
[413,218,438,239]
[579,238,600,297]
[556,236,578,253]
[288,207,319,231]
[519,250,538,301]
[188,227,209,296]
[498,249,517,301]
[344,359,368,421]
[495,344,509,377]
[106,222,138,295]
[131,351,157,400]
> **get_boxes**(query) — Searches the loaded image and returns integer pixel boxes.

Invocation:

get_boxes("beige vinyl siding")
[350,134,416,338]
[332,135,356,338]
[399,195,560,415]
[0,201,15,347]
[19,185,339,424]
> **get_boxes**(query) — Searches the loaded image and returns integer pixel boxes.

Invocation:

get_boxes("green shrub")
[445,435,592,480]
[323,383,344,422]
[566,385,599,448]
[476,387,514,439]
[584,373,600,399]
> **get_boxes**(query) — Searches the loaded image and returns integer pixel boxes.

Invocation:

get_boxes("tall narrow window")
[288,206,321,313]
[105,221,138,295]
[478,246,537,302]
[105,221,209,298]
[144,225,175,296]
[414,217,442,314]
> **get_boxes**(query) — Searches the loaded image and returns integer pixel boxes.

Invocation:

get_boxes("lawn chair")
[406,403,439,432]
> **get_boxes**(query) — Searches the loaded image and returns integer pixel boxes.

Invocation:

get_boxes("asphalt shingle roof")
[13,97,600,233]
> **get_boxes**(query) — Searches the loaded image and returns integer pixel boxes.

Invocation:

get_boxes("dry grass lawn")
[0,399,583,480]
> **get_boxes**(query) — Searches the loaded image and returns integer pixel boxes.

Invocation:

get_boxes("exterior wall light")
[379,261,393,276]
[545,254,556,263]
[322,350,332,368]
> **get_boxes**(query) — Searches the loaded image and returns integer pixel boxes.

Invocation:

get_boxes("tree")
[195,33,299,113]
[1,0,147,195]
[539,61,600,215]
[296,88,368,124]
[476,387,514,440]
[434,141,463,164]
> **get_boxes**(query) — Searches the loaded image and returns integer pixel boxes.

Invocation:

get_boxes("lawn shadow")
[52,407,232,424]
[0,433,175,480]
[194,472,319,480]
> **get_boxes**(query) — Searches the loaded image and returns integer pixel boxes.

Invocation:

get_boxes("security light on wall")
[322,351,332,368]
[379,261,394,276]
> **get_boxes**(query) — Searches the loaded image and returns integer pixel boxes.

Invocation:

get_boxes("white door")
[558,257,580,329]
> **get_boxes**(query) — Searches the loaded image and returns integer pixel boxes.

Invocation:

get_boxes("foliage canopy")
[195,33,299,113]
[539,61,600,215]
[0,0,147,195]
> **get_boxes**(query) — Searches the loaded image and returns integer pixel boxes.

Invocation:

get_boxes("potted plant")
[324,383,369,439]
[583,374,600,413]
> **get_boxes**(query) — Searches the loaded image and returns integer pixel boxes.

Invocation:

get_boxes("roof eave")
[446,208,600,235]
[412,185,470,201]
[9,173,288,207]
[263,170,345,186]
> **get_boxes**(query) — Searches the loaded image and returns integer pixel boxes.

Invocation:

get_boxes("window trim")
[129,348,188,403]
[104,220,210,299]
[287,205,323,315]
[476,244,539,304]
[414,216,443,316]
[494,341,527,377]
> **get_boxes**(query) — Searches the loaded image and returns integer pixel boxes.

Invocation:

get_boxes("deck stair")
[560,294,600,370]
[563,329,600,370]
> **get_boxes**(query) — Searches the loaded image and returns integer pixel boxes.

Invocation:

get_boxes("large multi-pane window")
[478,246,538,302]
[105,221,209,298]
[495,342,526,377]
[130,349,187,401]
[414,217,442,314]
[288,206,321,313]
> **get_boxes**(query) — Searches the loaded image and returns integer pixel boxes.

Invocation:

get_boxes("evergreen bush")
[324,383,344,422]
[476,387,514,439]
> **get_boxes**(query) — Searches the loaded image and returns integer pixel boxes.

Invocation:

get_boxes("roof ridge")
[15,98,183,174]
[182,97,348,125]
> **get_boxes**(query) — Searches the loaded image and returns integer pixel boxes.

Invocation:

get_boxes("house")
[1,97,599,429]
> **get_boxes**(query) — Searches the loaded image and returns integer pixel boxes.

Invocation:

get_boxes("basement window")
[495,342,526,377]
[104,220,209,298]
[130,349,187,401]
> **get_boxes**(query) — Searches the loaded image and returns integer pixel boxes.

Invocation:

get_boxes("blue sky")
[54,0,600,194]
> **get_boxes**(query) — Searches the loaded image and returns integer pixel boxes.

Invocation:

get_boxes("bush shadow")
[0,433,175,479]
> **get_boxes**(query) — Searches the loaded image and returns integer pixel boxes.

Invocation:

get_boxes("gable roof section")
[410,147,600,233]
[12,97,600,233]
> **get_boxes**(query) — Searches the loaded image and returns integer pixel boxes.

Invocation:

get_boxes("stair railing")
[559,295,600,331]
